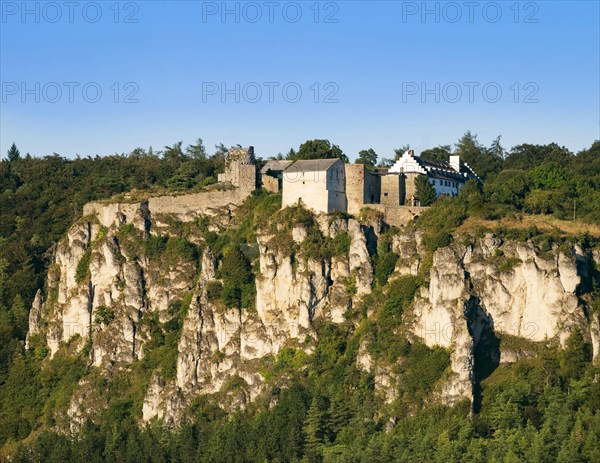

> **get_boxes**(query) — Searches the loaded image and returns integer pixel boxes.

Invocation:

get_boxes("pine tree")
[327,397,350,438]
[415,175,437,206]
[303,397,326,463]
[186,138,207,159]
[356,149,378,170]
[6,143,20,162]
[489,135,506,160]
[11,294,28,339]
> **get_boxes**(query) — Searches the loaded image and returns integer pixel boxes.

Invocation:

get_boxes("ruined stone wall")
[262,174,279,193]
[148,188,249,220]
[238,164,257,192]
[84,186,252,228]
[217,147,257,191]
[83,201,149,230]
[361,204,427,228]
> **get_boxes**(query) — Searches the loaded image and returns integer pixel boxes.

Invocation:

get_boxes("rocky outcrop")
[144,217,377,424]
[25,290,43,349]
[410,234,596,406]
[28,197,599,428]
[33,202,375,427]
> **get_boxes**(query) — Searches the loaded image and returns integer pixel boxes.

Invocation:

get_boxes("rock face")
[29,199,599,427]
[410,234,595,406]
[33,202,376,426]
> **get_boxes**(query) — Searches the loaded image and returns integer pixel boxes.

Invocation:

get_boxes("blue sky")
[1,0,599,161]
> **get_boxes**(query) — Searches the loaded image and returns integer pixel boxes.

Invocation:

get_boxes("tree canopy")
[288,139,348,162]
[356,148,378,170]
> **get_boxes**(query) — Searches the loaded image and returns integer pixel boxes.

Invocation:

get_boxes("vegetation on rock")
[1,136,600,461]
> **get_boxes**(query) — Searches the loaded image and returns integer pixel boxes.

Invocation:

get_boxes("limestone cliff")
[28,197,600,428]
[407,234,596,406]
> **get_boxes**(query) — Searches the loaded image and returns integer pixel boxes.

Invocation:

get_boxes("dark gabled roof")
[284,158,341,174]
[418,156,452,170]
[412,156,480,182]
[260,160,293,174]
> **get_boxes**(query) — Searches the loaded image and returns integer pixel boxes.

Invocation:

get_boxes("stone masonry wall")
[262,174,279,193]
[362,204,427,228]
[148,188,249,220]
[380,175,403,206]
[346,164,380,215]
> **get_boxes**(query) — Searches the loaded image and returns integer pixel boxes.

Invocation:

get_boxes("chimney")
[408,149,414,157]
[450,155,460,172]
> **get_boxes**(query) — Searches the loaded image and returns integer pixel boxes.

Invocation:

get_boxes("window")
[384,192,389,197]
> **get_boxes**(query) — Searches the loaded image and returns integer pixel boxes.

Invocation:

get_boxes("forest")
[0,133,599,462]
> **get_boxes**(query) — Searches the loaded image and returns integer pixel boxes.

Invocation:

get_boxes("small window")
[384,192,388,197]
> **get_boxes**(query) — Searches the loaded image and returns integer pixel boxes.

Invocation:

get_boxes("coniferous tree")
[186,138,207,159]
[415,175,437,206]
[303,397,326,463]
[356,148,378,170]
[6,143,20,162]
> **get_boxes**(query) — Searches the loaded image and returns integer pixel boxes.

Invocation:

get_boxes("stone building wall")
[404,173,420,206]
[262,175,279,193]
[282,174,329,212]
[345,164,380,215]
[282,160,346,214]
[380,174,403,206]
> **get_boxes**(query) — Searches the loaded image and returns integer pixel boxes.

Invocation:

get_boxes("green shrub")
[331,232,351,256]
[374,233,399,287]
[94,305,115,326]
[219,246,254,308]
[343,275,357,298]
[383,276,422,318]
[165,236,198,262]
[75,248,92,284]
[421,230,453,252]
[397,342,451,398]
[207,281,223,301]
[221,247,253,287]
[497,257,522,273]
[144,235,168,259]
[222,282,242,308]
[375,252,398,286]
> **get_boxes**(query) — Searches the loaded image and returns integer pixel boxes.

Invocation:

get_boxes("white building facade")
[389,150,479,199]
[282,158,347,213]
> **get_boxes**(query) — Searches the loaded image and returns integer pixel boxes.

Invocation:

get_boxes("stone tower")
[217,146,257,192]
